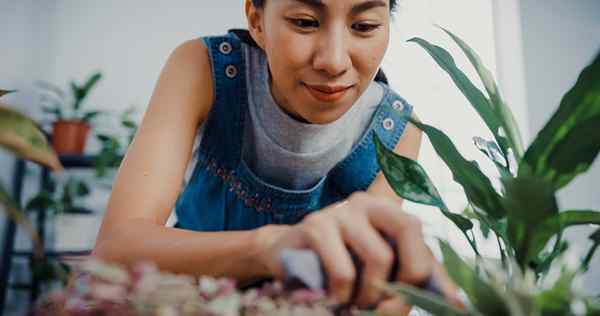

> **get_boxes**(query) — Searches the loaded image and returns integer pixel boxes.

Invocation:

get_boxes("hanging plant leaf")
[374,133,444,207]
[439,241,510,316]
[407,37,510,162]
[382,282,469,316]
[520,51,600,190]
[374,134,473,232]
[439,26,524,159]
[0,106,63,171]
[409,119,505,219]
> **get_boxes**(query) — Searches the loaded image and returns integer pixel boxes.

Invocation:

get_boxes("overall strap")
[199,31,247,170]
[329,86,413,195]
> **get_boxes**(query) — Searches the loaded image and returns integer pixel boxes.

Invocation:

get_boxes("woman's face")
[246,0,390,124]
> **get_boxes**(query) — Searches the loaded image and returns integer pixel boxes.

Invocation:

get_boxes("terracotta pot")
[52,120,91,155]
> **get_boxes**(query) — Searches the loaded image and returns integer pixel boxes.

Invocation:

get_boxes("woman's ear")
[245,0,266,49]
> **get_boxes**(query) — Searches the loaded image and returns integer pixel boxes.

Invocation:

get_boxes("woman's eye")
[352,23,381,33]
[289,18,320,29]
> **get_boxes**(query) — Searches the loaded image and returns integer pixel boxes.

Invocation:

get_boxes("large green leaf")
[439,241,511,316]
[410,119,506,219]
[0,106,63,171]
[502,177,559,268]
[383,282,470,316]
[408,37,510,161]
[440,27,525,159]
[374,134,473,232]
[520,51,600,190]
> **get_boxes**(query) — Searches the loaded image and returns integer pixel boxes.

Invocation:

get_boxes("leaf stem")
[580,242,599,273]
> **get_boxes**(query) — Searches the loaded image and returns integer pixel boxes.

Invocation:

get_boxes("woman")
[93,0,462,313]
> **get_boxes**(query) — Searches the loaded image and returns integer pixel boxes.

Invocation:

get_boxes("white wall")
[518,0,600,292]
[0,0,56,261]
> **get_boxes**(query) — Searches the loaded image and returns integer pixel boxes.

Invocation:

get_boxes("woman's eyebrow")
[291,0,387,14]
[351,0,388,15]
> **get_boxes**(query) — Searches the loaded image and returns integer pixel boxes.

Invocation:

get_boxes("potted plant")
[374,27,600,315]
[37,71,104,155]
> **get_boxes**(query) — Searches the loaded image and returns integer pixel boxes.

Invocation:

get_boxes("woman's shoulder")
[163,38,215,123]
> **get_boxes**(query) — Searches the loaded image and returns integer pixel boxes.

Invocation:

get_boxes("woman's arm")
[92,39,269,283]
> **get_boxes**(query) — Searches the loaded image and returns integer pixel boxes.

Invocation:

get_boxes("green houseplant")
[93,106,138,178]
[374,27,600,315]
[37,71,104,155]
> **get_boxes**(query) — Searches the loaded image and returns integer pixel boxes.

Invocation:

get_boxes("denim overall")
[174,30,413,232]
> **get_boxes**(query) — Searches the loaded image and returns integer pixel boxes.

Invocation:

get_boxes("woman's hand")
[255,191,462,312]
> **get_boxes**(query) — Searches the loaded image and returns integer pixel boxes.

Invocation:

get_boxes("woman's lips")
[303,83,353,103]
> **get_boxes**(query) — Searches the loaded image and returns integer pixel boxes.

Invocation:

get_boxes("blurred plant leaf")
[0,89,17,98]
[81,110,102,123]
[122,119,137,129]
[0,106,63,171]
[81,72,102,96]
[473,136,512,178]
[440,26,524,159]
[25,190,55,212]
[407,37,510,162]
[520,51,600,190]
[410,119,506,219]
[535,241,569,276]
[581,229,600,272]
[382,282,470,316]
[439,240,510,315]
[374,134,473,232]
[42,105,63,120]
[1,182,45,259]
[533,210,600,258]
[502,177,559,269]
[35,80,66,100]
[536,268,576,316]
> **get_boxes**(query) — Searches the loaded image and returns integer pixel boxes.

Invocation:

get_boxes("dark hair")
[242,0,396,85]
[251,0,399,12]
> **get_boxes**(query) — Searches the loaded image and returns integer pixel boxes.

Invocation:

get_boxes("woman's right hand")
[255,191,460,310]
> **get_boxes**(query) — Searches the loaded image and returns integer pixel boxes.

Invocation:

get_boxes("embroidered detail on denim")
[204,157,273,213]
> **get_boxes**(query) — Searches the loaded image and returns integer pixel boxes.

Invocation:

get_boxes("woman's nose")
[312,28,352,77]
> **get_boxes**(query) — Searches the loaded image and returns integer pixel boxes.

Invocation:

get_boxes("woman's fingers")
[300,214,356,304]
[362,196,434,285]
[337,212,394,308]
[432,260,465,310]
